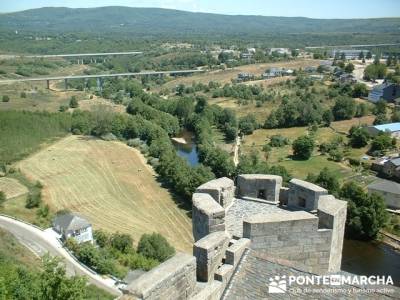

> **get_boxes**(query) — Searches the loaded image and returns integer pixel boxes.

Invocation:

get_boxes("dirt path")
[233,136,241,166]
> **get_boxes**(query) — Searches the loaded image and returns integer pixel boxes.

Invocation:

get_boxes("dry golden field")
[0,177,29,200]
[17,135,193,252]
[160,59,321,89]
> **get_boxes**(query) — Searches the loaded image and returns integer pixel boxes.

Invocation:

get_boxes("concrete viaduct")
[0,69,204,90]
[0,51,143,64]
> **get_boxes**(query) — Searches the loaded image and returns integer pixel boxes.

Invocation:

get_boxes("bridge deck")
[0,69,204,84]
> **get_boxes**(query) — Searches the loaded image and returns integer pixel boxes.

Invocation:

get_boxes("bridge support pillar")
[96,78,103,92]
[46,80,50,89]
[64,79,68,90]
[84,78,89,90]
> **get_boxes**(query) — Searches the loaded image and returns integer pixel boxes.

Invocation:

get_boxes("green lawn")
[279,155,353,181]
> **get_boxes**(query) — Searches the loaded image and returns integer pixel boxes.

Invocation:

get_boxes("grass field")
[17,135,193,252]
[0,177,29,200]
[240,116,376,180]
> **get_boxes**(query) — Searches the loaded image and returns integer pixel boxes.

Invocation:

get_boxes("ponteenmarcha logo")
[268,275,287,293]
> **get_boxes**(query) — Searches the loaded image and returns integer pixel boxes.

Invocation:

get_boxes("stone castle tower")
[122,174,347,300]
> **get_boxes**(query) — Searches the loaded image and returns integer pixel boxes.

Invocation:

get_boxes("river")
[342,239,400,286]
[172,130,199,166]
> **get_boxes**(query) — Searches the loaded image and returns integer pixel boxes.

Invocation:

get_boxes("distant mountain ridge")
[0,6,399,37]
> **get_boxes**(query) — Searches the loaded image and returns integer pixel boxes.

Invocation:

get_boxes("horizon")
[1,0,400,19]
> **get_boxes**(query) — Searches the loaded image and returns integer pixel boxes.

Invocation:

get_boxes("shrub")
[94,230,110,248]
[127,138,142,148]
[20,92,27,98]
[0,191,5,206]
[59,105,68,112]
[36,204,49,218]
[137,233,175,262]
[269,135,289,147]
[2,95,10,102]
[69,96,79,108]
[25,192,41,208]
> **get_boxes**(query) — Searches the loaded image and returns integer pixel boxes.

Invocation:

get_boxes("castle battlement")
[123,174,347,300]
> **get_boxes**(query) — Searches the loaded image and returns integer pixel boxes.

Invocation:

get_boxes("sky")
[0,0,399,19]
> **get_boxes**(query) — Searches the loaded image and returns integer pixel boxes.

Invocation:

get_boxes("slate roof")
[389,157,400,167]
[225,198,283,238]
[53,213,91,232]
[373,82,394,92]
[368,179,400,195]
[223,249,399,300]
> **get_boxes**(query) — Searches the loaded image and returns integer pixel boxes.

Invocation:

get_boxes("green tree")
[344,63,354,73]
[40,255,87,300]
[332,96,356,120]
[363,63,387,81]
[349,127,370,148]
[137,233,175,262]
[69,96,79,108]
[374,99,387,115]
[370,132,394,154]
[340,182,388,240]
[2,95,10,102]
[352,83,368,98]
[366,52,372,59]
[238,114,258,135]
[322,110,334,127]
[307,167,340,195]
[93,230,109,248]
[110,233,132,253]
[292,135,314,160]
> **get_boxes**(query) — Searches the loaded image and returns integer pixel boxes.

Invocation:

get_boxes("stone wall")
[196,177,235,208]
[243,211,333,274]
[192,193,225,241]
[288,178,328,211]
[193,231,230,282]
[124,253,196,300]
[317,195,347,273]
[237,174,282,203]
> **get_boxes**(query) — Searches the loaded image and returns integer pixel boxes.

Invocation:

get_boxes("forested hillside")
[0,7,399,44]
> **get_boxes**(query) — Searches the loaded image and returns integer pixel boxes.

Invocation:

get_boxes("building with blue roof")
[367,122,400,138]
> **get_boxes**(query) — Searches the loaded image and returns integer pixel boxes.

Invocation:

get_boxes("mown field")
[17,135,193,252]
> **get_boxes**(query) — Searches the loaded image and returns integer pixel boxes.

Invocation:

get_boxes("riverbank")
[171,137,188,145]
[380,231,400,251]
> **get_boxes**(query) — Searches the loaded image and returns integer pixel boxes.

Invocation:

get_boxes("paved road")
[0,215,121,297]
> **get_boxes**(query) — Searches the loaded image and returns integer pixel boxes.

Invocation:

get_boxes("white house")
[53,213,93,244]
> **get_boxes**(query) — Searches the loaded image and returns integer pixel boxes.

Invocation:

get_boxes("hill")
[17,135,193,252]
[0,6,399,37]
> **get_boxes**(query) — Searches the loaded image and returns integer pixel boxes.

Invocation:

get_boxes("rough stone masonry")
[122,174,347,300]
